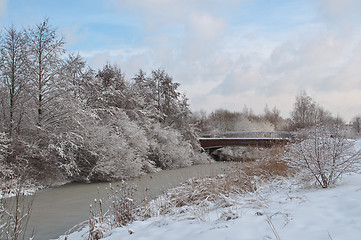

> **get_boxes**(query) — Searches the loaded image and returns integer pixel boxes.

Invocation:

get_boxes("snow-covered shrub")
[88,125,140,181]
[147,124,193,169]
[284,124,361,188]
[12,135,62,184]
[0,132,10,160]
[0,130,60,185]
[0,132,13,181]
[89,109,155,181]
[48,131,101,182]
[192,151,211,165]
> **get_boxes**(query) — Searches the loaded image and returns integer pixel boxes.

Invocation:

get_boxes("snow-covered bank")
[61,172,361,240]
[59,138,361,240]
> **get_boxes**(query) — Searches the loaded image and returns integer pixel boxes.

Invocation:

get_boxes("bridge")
[199,132,292,152]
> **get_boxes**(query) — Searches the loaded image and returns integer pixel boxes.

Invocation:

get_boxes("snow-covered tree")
[0,26,29,136]
[352,116,361,135]
[0,19,210,185]
[290,91,339,130]
[26,18,65,129]
[60,53,94,100]
[284,124,361,188]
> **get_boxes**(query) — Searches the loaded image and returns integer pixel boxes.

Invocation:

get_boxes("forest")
[0,19,209,187]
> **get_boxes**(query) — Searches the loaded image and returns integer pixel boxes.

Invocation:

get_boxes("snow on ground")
[61,139,361,240]
[62,173,361,240]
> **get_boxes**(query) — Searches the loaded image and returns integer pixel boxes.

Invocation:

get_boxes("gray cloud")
[0,0,7,17]
[101,0,361,121]
[318,0,361,24]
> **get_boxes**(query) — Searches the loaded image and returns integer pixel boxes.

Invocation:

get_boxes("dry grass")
[85,146,293,236]
[243,146,292,179]
[141,146,293,218]
[107,182,136,228]
[87,182,137,240]
[88,198,107,240]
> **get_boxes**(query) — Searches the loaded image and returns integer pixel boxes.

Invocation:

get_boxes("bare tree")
[284,124,361,188]
[0,25,29,136]
[61,53,92,99]
[208,109,241,133]
[290,91,317,129]
[26,18,65,129]
[191,110,211,133]
[290,91,340,130]
[264,105,282,128]
[352,116,361,135]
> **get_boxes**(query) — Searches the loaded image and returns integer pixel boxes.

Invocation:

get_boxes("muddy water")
[27,162,232,240]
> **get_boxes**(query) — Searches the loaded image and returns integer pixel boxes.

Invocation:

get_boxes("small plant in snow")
[88,198,108,240]
[284,124,361,188]
[87,181,137,239]
[0,185,34,240]
[107,181,137,228]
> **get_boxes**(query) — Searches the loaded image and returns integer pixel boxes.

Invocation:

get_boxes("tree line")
[193,90,360,135]
[0,19,208,186]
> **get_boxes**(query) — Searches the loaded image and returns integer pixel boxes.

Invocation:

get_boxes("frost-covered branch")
[284,124,361,188]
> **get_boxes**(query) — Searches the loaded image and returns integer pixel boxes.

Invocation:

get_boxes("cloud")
[199,27,361,121]
[0,0,7,17]
[214,66,264,95]
[61,25,89,47]
[103,0,361,121]
[263,30,358,91]
[188,13,226,40]
[318,0,361,24]
[182,13,226,60]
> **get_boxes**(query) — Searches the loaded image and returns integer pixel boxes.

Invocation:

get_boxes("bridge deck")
[199,137,289,149]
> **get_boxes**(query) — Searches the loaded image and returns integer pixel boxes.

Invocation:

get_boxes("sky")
[1,0,361,121]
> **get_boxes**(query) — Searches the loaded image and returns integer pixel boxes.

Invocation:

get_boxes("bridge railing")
[200,131,294,139]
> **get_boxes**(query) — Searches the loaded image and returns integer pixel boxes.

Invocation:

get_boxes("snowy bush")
[12,135,63,184]
[147,124,193,170]
[284,124,361,188]
[88,109,155,181]
[0,132,10,160]
[0,132,13,180]
[88,124,142,181]
[0,132,61,185]
[48,131,99,181]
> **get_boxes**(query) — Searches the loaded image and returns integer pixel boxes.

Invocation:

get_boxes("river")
[26,162,232,240]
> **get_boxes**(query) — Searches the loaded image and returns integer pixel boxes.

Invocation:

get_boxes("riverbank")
[60,139,361,239]
[24,162,230,239]
[61,171,361,240]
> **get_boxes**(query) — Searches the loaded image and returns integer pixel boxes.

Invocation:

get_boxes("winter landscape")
[1,1,361,240]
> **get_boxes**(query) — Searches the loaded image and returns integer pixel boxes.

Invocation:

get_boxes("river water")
[26,162,232,240]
